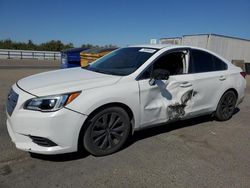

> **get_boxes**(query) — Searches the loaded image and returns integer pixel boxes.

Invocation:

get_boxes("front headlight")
[24,91,81,112]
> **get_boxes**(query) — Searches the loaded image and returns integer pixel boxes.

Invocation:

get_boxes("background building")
[160,34,250,73]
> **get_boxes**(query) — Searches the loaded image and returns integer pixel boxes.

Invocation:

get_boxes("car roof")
[129,44,230,63]
[129,44,207,50]
[129,44,174,49]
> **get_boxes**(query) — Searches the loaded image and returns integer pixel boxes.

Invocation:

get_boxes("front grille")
[29,135,57,147]
[6,88,19,116]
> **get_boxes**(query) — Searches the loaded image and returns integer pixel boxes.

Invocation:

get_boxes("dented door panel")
[190,71,228,116]
[138,74,196,128]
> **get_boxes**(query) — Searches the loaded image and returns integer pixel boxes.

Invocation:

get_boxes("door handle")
[219,76,226,81]
[180,82,192,88]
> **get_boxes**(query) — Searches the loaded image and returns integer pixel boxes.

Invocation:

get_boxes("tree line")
[0,39,117,51]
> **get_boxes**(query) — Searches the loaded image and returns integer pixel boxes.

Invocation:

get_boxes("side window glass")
[138,51,185,80]
[189,50,214,73]
[213,56,227,71]
[139,66,152,79]
[153,52,184,75]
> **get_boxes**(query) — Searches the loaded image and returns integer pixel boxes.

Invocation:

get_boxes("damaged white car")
[6,44,246,156]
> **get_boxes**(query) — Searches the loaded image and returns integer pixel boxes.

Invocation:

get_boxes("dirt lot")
[0,59,250,188]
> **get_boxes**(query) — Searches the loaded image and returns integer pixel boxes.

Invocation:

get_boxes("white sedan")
[6,44,246,156]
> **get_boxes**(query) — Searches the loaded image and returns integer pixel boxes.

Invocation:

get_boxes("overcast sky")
[0,0,249,47]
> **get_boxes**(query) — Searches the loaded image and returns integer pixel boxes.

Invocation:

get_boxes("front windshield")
[84,47,158,76]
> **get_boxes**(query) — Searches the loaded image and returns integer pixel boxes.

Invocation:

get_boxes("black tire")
[215,90,237,121]
[83,107,131,156]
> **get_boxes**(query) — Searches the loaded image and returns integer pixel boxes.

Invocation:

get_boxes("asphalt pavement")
[0,59,250,188]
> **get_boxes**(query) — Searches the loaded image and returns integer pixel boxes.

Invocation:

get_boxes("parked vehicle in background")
[6,44,246,156]
[61,48,88,69]
[80,47,117,67]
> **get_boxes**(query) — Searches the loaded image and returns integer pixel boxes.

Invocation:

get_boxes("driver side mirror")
[149,69,170,86]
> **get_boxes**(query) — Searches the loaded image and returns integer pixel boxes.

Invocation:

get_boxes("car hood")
[17,67,121,96]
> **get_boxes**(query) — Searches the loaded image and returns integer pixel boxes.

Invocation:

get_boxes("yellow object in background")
[80,48,117,67]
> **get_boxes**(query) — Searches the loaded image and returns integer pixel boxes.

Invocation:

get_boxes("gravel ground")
[0,59,250,188]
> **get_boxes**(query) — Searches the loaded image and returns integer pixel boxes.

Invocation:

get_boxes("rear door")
[188,49,229,116]
[138,49,196,128]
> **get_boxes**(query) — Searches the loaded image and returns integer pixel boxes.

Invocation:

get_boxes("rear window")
[213,55,228,71]
[189,49,227,73]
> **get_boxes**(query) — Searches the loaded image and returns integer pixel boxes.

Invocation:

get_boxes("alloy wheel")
[90,112,126,150]
[219,92,236,120]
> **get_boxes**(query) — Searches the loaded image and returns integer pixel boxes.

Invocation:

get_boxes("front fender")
[66,81,141,129]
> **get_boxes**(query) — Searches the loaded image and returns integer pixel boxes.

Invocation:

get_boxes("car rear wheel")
[215,90,237,121]
[83,107,130,156]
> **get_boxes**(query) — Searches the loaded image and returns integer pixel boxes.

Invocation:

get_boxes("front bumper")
[6,84,88,154]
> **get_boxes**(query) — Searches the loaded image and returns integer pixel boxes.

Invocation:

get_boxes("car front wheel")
[83,107,131,156]
[215,90,237,121]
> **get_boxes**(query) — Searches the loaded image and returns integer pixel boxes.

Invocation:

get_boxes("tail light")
[240,72,247,79]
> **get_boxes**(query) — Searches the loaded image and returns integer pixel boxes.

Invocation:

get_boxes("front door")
[138,49,196,128]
